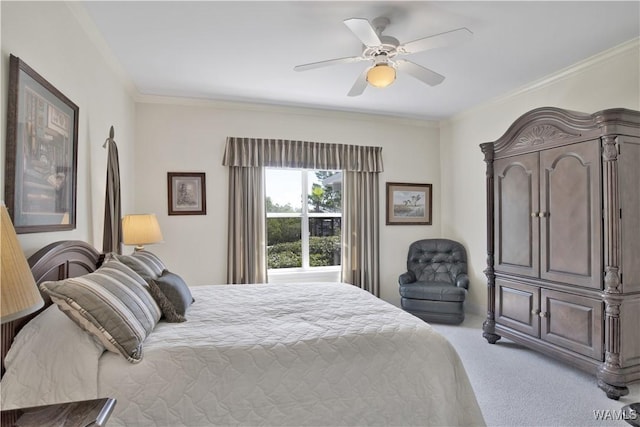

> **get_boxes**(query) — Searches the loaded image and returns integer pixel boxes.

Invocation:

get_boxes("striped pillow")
[40,259,161,363]
[113,250,166,280]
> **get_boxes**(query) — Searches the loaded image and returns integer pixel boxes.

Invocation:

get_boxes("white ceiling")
[81,1,640,120]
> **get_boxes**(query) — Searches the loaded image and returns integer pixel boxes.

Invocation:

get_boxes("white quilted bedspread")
[98,283,484,426]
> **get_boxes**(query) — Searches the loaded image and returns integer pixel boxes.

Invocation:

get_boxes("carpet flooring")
[430,314,640,427]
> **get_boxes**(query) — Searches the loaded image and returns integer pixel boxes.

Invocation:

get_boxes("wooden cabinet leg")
[482,319,501,344]
[597,379,629,400]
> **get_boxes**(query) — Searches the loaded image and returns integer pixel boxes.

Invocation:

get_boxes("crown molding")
[441,37,640,127]
[135,94,440,129]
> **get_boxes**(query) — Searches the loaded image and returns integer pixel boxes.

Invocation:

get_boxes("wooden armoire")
[481,107,640,399]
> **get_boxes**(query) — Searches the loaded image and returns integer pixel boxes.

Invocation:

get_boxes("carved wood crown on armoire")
[480,107,640,400]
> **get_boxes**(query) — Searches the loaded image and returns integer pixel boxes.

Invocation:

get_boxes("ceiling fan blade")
[395,60,445,86]
[294,56,364,72]
[344,18,382,47]
[400,27,472,54]
[347,68,369,97]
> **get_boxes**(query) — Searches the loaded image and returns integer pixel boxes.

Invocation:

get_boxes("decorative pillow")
[150,270,194,320]
[40,259,162,363]
[147,280,185,323]
[112,250,166,281]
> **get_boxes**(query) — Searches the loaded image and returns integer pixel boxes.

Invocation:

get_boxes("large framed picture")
[385,182,432,225]
[5,55,79,233]
[167,172,207,215]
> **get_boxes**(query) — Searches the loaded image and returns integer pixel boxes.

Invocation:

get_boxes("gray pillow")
[113,250,166,281]
[147,280,185,323]
[40,259,161,363]
[150,270,194,319]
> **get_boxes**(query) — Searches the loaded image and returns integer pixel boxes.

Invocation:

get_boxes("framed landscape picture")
[385,182,432,225]
[4,55,79,233]
[167,172,207,215]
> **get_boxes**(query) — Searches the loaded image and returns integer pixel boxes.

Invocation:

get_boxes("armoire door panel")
[496,279,540,337]
[494,153,539,277]
[541,289,603,360]
[620,141,640,293]
[540,140,602,288]
[620,298,640,367]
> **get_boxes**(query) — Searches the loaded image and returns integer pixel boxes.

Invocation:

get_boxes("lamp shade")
[1,205,44,324]
[366,63,396,88]
[122,214,163,251]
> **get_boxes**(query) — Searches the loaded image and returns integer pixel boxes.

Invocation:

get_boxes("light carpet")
[430,314,640,427]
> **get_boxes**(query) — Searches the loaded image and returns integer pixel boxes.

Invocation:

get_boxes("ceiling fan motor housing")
[363,37,399,61]
[373,52,392,66]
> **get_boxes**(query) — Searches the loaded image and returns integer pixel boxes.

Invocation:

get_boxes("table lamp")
[122,214,163,252]
[1,204,44,324]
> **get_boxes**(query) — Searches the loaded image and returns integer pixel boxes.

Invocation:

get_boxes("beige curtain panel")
[226,166,267,284]
[223,137,383,172]
[341,170,380,297]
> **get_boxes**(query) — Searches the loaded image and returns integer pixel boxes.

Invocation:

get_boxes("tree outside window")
[266,169,341,270]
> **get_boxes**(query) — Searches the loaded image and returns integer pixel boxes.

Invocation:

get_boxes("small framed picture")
[167,172,206,215]
[385,182,432,225]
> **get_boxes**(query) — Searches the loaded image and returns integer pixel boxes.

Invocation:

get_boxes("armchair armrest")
[399,271,416,285]
[455,273,469,289]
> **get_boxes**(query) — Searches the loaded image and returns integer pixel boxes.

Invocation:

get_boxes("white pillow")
[0,305,104,409]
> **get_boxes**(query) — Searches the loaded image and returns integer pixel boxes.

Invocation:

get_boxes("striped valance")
[222,137,384,172]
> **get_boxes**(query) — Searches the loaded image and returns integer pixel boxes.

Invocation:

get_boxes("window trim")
[267,264,341,284]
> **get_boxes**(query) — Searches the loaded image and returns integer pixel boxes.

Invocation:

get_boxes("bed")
[1,240,485,426]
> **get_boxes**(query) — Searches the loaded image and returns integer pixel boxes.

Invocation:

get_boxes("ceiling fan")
[294,17,472,96]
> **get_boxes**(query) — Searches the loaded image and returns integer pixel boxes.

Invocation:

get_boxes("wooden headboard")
[1,240,103,376]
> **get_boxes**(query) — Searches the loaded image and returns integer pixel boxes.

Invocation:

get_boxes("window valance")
[223,137,384,172]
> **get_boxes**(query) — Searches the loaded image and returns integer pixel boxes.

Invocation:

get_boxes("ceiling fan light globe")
[366,64,396,88]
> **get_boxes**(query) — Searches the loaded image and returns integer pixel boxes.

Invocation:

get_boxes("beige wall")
[134,99,441,304]
[439,39,640,314]
[1,1,136,255]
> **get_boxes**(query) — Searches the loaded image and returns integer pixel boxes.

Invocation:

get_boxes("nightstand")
[0,397,116,426]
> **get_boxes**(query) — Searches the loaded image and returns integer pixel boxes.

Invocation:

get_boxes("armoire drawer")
[540,288,603,360]
[496,279,540,337]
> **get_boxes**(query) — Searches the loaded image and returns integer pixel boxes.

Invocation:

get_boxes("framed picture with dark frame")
[385,182,432,225]
[4,54,79,233]
[167,172,207,215]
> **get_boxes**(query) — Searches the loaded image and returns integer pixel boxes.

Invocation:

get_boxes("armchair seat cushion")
[400,298,465,324]
[399,281,467,302]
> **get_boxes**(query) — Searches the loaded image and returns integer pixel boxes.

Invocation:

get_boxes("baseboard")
[465,301,484,317]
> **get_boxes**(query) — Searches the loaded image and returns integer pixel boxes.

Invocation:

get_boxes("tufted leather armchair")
[398,239,468,324]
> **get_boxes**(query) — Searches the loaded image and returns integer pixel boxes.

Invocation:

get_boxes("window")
[265,169,341,271]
